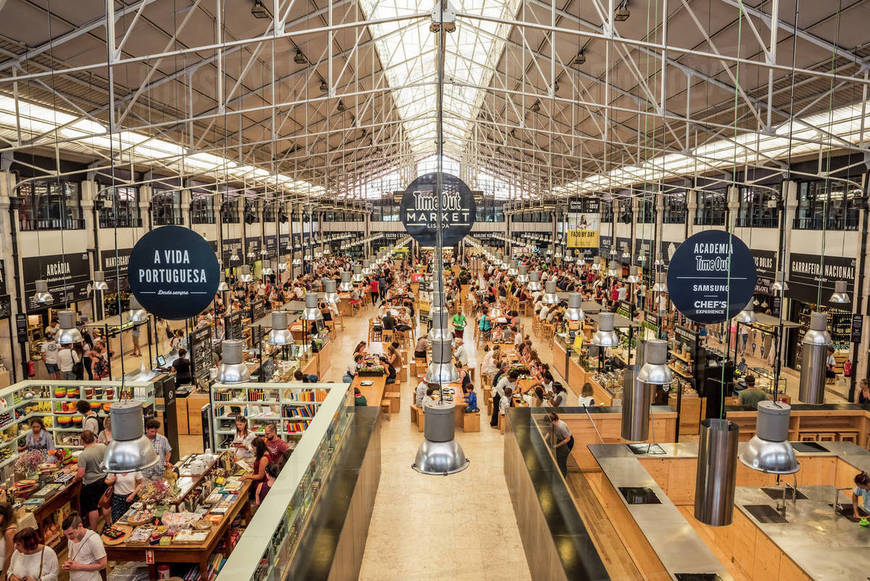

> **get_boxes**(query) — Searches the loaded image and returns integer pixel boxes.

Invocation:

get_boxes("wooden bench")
[462,411,480,432]
[380,399,391,420]
[384,391,401,414]
[411,405,425,431]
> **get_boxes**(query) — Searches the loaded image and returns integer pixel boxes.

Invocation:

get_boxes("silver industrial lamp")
[218,339,251,383]
[508,260,518,277]
[592,312,619,347]
[338,271,354,292]
[798,312,832,404]
[34,280,53,305]
[238,265,254,283]
[351,265,364,283]
[302,293,323,321]
[516,264,529,284]
[735,301,756,323]
[56,310,83,345]
[626,265,640,284]
[770,271,788,292]
[216,272,230,292]
[607,260,620,277]
[268,311,293,345]
[739,401,800,474]
[830,280,850,304]
[527,271,542,292]
[323,279,340,305]
[565,293,585,322]
[622,340,671,441]
[651,272,667,292]
[425,337,459,384]
[92,271,109,291]
[542,280,559,305]
[100,401,160,473]
[127,296,148,323]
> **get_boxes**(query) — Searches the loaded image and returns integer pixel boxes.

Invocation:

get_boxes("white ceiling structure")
[0,0,867,203]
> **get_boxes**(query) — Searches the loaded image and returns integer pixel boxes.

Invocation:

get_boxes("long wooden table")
[352,374,387,408]
[106,480,252,580]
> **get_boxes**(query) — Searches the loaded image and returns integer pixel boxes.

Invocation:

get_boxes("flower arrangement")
[137,478,179,506]
[14,450,44,475]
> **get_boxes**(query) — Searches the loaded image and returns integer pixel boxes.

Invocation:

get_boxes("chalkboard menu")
[250,300,267,323]
[224,311,244,340]
[22,253,91,310]
[189,326,213,382]
[264,236,277,258]
[100,248,133,291]
[674,324,698,361]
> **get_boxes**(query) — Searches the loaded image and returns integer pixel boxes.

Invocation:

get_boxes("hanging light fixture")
[238,265,254,283]
[694,418,739,526]
[626,265,640,284]
[736,302,756,323]
[425,337,459,384]
[542,280,559,305]
[128,296,148,323]
[278,258,288,272]
[651,272,667,292]
[218,340,252,383]
[527,271,542,292]
[739,401,800,474]
[591,260,602,272]
[830,280,850,304]
[92,271,109,292]
[607,260,620,277]
[507,260,518,277]
[636,340,672,385]
[489,303,503,319]
[262,261,274,276]
[56,310,83,345]
[268,311,293,345]
[34,280,53,306]
[429,292,453,342]
[292,255,302,267]
[771,271,788,292]
[592,312,620,347]
[100,401,160,473]
[338,271,354,292]
[351,265,364,283]
[217,272,230,292]
[565,293,585,322]
[798,312,832,404]
[323,279,340,305]
[302,293,323,321]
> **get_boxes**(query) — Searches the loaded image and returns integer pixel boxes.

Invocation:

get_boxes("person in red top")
[610,283,619,304]
[263,424,290,465]
[369,278,379,305]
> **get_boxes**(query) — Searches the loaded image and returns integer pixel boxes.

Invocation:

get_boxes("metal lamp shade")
[516,265,529,284]
[771,271,788,292]
[292,256,302,266]
[56,311,83,345]
[636,340,672,385]
[34,279,53,305]
[262,262,274,276]
[100,401,160,473]
[412,403,469,475]
[218,340,251,383]
[426,337,459,384]
[238,265,253,283]
[268,311,293,345]
[323,279,340,304]
[278,258,288,272]
[798,312,832,404]
[607,261,621,277]
[735,302,756,323]
[621,370,652,441]
[651,272,667,293]
[217,272,230,292]
[542,281,559,305]
[93,271,109,291]
[592,312,620,347]
[229,250,241,263]
[128,296,148,323]
[626,265,640,284]
[338,271,353,292]
[694,418,739,526]
[508,261,518,277]
[591,260,602,272]
[830,280,850,304]
[565,293,585,321]
[527,272,542,292]
[302,293,323,321]
[739,401,800,474]
[352,265,364,283]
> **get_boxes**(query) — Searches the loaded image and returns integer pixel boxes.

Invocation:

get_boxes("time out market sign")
[400,172,476,247]
[666,230,756,325]
[128,226,220,320]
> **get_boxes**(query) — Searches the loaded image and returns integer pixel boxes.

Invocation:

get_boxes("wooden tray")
[101,524,134,546]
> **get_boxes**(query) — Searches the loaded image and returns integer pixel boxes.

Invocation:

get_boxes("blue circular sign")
[666,230,757,325]
[400,172,476,247]
[127,226,220,320]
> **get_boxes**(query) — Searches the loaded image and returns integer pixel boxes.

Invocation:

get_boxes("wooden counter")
[552,339,568,381]
[723,404,870,447]
[668,393,706,437]
[352,375,386,408]
[106,480,251,580]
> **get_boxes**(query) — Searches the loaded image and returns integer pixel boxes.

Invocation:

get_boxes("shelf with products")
[208,382,333,452]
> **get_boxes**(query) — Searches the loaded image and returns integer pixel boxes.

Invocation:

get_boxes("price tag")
[145,550,155,564]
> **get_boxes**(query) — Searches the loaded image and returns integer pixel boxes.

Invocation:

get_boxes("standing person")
[550,412,574,476]
[72,345,85,380]
[56,344,80,381]
[142,420,172,481]
[262,424,290,465]
[369,277,379,305]
[7,527,58,581]
[61,513,106,581]
[130,324,142,357]
[103,471,142,523]
[74,431,107,530]
[243,438,269,492]
[452,311,467,340]
[257,463,280,506]
[0,503,17,579]
[171,349,192,386]
[492,370,519,428]
[42,336,60,380]
[231,416,256,460]
[96,417,112,445]
[76,401,99,437]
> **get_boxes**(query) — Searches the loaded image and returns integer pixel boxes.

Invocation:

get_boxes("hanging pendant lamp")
[736,302,756,323]
[592,312,620,347]
[34,280,53,305]
[268,311,293,345]
[218,340,252,383]
[798,312,832,404]
[694,418,739,526]
[739,401,800,474]
[302,293,323,321]
[238,264,254,283]
[771,271,788,292]
[217,272,230,292]
[542,280,559,305]
[100,401,160,473]
[56,310,83,345]
[128,296,148,323]
[565,293,585,322]
[527,271,542,292]
[626,265,640,284]
[323,279,340,305]
[516,264,529,284]
[338,271,354,292]
[830,280,850,304]
[92,271,109,291]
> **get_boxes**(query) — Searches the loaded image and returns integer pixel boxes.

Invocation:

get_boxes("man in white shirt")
[57,344,80,381]
[61,513,107,581]
[453,339,469,366]
[42,337,61,379]
[415,380,429,408]
[539,304,550,321]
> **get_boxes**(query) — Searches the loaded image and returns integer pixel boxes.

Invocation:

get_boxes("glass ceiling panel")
[359,0,521,156]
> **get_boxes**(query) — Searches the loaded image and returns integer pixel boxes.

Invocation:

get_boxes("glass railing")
[216,382,354,581]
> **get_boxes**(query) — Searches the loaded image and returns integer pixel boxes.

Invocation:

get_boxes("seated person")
[413,336,428,359]
[354,387,367,406]
[382,310,396,330]
[422,386,438,409]
[343,353,365,383]
[293,369,318,383]
[737,375,768,409]
[463,384,479,413]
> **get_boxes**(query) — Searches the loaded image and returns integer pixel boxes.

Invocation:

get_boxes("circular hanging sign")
[127,225,220,320]
[666,230,757,325]
[400,172,476,247]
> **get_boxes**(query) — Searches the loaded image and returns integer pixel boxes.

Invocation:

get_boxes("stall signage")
[645,311,660,329]
[127,226,220,320]
[666,230,756,324]
[224,311,243,340]
[15,313,27,343]
[189,325,213,380]
[566,229,599,248]
[851,314,863,344]
[787,253,855,305]
[599,235,612,254]
[101,248,133,290]
[279,234,290,252]
[264,236,277,258]
[22,253,91,311]
[400,172,476,247]
[221,238,242,267]
[751,249,776,295]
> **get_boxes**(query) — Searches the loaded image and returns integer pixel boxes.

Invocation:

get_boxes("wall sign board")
[666,230,757,325]
[400,172,476,247]
[127,226,220,320]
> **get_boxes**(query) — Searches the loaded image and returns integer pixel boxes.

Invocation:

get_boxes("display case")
[216,383,357,580]
[209,383,331,451]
